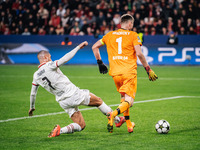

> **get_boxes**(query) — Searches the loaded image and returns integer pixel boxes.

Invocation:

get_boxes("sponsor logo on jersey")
[113,56,128,60]
[37,69,45,76]
[112,32,130,35]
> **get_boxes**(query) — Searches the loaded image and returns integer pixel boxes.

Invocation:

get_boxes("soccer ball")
[155,120,170,134]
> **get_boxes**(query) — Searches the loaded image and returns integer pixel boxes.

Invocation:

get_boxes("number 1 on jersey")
[116,37,122,54]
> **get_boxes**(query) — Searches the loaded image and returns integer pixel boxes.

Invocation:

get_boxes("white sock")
[114,116,120,123]
[60,123,82,134]
[98,102,112,115]
[98,102,120,123]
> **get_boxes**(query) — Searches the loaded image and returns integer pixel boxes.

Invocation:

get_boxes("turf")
[0,65,199,150]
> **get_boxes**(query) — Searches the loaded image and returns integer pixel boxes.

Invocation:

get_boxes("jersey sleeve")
[56,46,80,67]
[47,61,58,69]
[99,39,105,45]
[100,32,110,45]
[32,73,39,86]
[30,84,39,109]
[132,33,142,46]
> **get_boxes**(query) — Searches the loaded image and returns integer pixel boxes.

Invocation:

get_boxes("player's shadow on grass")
[43,130,131,142]
[43,133,95,142]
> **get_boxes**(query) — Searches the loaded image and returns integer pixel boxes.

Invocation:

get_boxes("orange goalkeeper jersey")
[100,28,142,76]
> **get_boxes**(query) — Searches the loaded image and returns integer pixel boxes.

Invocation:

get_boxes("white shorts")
[58,89,90,117]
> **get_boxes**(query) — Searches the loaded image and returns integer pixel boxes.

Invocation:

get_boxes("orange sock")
[123,107,129,118]
[112,102,129,117]
[120,98,125,103]
[123,108,132,127]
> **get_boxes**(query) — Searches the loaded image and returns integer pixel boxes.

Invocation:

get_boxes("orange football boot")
[127,122,135,133]
[115,116,125,127]
[48,125,61,138]
[107,112,114,133]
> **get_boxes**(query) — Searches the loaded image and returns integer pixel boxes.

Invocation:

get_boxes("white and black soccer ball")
[155,120,170,134]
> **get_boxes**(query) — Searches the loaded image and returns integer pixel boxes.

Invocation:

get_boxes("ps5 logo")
[137,46,153,65]
[158,47,200,62]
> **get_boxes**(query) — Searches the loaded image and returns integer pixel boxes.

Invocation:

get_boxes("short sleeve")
[132,33,142,46]
[101,32,110,45]
[100,35,106,45]
[99,39,105,45]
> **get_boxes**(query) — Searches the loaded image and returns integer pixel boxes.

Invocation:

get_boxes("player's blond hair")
[120,14,134,24]
[37,50,49,60]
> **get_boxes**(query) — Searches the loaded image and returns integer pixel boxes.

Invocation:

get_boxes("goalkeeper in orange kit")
[92,14,158,133]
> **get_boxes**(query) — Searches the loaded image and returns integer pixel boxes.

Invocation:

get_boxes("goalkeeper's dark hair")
[120,14,134,24]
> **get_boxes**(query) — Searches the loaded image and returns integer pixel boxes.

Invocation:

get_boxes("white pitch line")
[70,77,200,81]
[0,75,200,81]
[0,96,199,123]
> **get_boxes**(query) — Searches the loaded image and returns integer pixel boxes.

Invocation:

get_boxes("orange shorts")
[112,74,137,99]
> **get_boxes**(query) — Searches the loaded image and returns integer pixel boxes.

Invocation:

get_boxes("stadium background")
[0,34,200,65]
[0,0,200,66]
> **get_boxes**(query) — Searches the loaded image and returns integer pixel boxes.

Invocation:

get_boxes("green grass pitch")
[0,65,199,150]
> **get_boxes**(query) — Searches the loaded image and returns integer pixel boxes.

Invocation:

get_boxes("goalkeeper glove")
[144,66,158,81]
[97,59,108,74]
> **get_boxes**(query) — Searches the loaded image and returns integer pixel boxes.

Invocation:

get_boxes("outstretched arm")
[92,40,108,74]
[135,45,158,81]
[57,41,88,67]
[29,85,39,116]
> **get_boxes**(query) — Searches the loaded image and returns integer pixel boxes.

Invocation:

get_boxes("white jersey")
[32,61,78,102]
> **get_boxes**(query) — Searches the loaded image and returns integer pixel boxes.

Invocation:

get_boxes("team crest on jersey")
[137,36,141,42]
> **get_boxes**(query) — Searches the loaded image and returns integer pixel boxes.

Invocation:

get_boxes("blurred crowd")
[0,0,200,36]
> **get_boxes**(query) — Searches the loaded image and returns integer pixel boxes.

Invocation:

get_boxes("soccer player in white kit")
[28,41,125,138]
